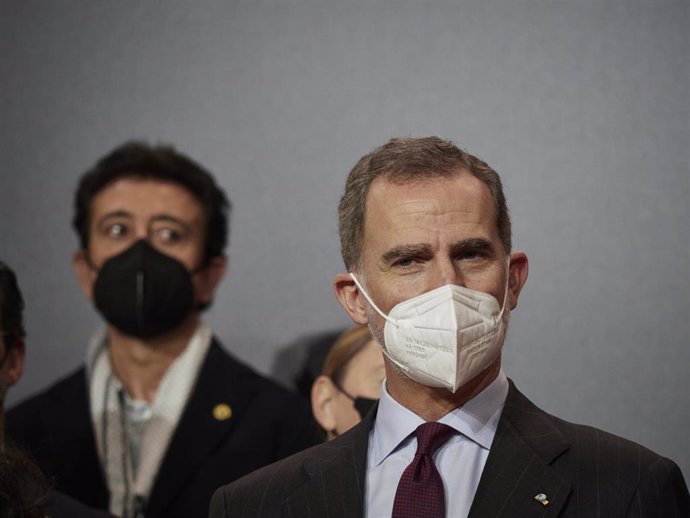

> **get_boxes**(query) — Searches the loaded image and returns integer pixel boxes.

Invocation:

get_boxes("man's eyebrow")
[150,214,190,229]
[96,210,132,224]
[449,238,495,255]
[381,243,433,264]
[96,212,190,230]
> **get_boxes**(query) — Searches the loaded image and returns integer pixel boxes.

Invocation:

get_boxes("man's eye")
[155,227,182,244]
[106,223,128,238]
[394,257,415,268]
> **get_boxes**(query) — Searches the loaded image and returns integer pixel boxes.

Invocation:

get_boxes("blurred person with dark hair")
[7,142,319,518]
[311,326,384,439]
[0,260,113,518]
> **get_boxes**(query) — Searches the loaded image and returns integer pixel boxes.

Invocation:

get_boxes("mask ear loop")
[496,258,512,322]
[348,273,399,328]
[348,273,414,375]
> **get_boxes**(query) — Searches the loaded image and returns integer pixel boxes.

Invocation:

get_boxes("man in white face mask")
[210,137,689,518]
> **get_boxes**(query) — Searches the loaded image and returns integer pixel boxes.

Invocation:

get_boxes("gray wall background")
[1,0,688,480]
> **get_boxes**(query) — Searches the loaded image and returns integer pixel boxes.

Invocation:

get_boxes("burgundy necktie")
[391,422,456,518]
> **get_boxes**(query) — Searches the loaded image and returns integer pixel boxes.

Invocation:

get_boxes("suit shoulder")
[547,412,666,468]
[201,340,321,452]
[9,367,86,407]
[47,491,114,518]
[207,339,308,408]
[210,441,334,517]
[505,381,672,472]
[551,415,689,511]
[7,367,87,430]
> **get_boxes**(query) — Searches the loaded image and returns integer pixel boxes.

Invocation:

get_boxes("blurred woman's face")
[330,339,385,435]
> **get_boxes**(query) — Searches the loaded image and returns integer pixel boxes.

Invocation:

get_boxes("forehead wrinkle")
[385,196,483,221]
[384,210,484,238]
[377,204,489,261]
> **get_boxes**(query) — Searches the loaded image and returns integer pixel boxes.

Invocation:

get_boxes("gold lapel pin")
[534,493,549,506]
[213,403,233,421]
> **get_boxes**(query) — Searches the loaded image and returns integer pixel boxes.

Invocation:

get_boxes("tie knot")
[414,422,455,456]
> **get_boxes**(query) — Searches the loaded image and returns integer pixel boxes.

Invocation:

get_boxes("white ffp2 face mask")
[350,270,509,393]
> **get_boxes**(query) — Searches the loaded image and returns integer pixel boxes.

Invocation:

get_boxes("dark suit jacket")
[209,380,690,518]
[48,491,115,518]
[7,339,320,518]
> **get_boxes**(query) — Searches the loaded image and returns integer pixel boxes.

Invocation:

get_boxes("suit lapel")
[468,381,571,517]
[282,406,374,518]
[145,340,248,518]
[45,369,109,509]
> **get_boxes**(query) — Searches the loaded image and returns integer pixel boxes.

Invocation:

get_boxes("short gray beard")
[365,303,408,379]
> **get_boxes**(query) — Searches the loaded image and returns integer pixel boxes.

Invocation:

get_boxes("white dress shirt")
[365,370,509,518]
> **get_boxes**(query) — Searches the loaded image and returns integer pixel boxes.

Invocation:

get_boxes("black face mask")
[352,396,378,420]
[334,381,378,419]
[93,240,196,339]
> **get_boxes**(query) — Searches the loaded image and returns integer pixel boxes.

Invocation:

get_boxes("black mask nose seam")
[134,240,146,336]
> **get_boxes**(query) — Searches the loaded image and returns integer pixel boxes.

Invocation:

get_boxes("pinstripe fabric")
[209,380,690,518]
[209,417,369,518]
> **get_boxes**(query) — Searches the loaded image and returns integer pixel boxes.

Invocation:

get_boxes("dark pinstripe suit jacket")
[209,380,689,518]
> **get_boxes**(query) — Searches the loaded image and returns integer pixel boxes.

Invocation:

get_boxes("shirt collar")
[371,369,509,466]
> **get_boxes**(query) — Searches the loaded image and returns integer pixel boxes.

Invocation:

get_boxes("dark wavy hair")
[0,263,49,517]
[0,441,50,518]
[338,136,511,271]
[321,326,373,387]
[73,141,231,264]
[0,261,25,349]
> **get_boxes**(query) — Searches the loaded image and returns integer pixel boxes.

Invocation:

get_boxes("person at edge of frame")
[0,260,115,518]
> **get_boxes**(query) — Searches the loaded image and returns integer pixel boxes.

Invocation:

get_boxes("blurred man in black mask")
[7,142,319,518]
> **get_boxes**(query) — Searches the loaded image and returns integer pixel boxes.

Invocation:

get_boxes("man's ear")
[197,256,227,305]
[73,249,96,301]
[507,252,529,310]
[311,375,338,433]
[4,340,25,387]
[333,272,368,325]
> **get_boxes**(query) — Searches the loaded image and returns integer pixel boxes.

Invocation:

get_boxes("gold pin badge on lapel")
[213,403,232,421]
[534,493,549,506]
